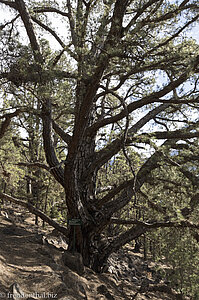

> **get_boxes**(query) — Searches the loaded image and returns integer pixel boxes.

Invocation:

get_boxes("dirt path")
[0,205,177,300]
[0,205,126,300]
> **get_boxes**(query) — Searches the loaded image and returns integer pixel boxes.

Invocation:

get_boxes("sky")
[0,1,199,48]
[0,1,198,150]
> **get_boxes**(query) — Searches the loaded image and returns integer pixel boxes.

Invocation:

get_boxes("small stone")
[97,285,114,300]
[62,251,84,275]
[132,276,139,283]
[2,226,16,235]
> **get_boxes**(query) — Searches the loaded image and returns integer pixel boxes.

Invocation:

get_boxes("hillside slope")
[0,204,186,300]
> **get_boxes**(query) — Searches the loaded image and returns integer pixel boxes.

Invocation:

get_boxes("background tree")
[0,0,199,278]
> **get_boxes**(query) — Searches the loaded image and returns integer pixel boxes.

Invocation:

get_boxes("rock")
[2,225,16,235]
[108,265,116,274]
[0,210,9,219]
[97,285,108,294]
[132,276,139,283]
[62,251,84,275]
[97,285,115,300]
[37,245,52,256]
[140,277,150,292]
[128,261,134,269]
[78,282,87,299]
[10,283,37,300]
[34,233,45,244]
[51,228,60,236]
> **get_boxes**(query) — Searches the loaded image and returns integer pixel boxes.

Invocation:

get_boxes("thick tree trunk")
[64,133,98,267]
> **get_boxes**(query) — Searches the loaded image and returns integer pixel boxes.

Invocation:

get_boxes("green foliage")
[0,128,25,191]
[137,144,199,297]
[0,0,199,291]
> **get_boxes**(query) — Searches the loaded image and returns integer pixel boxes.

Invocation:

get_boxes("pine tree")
[0,0,199,275]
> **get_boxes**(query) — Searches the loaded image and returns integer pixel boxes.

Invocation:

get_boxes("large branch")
[0,70,76,86]
[134,126,199,141]
[104,0,129,45]
[90,114,199,180]
[96,140,173,227]
[0,0,16,9]
[97,136,198,227]
[15,0,43,64]
[88,55,199,133]
[31,16,66,48]
[87,104,169,178]
[42,99,65,187]
[33,6,69,17]
[110,218,199,229]
[99,225,147,264]
[97,178,134,208]
[52,120,72,145]
[100,218,199,267]
[0,192,68,236]
[16,162,50,172]
[66,0,77,47]
[68,0,129,159]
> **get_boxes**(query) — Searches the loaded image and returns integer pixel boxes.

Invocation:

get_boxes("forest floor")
[0,203,186,300]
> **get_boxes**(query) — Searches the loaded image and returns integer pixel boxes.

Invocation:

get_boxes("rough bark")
[42,98,65,187]
[1,0,199,274]
[92,225,147,272]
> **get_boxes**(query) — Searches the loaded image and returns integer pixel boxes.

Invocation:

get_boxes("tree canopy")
[0,0,199,295]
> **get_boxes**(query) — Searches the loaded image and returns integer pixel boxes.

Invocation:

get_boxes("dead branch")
[0,192,68,236]
[16,162,50,171]
[110,218,199,230]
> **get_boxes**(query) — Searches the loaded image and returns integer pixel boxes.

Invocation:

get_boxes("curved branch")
[98,225,146,267]
[33,6,69,17]
[0,14,20,29]
[88,54,199,134]
[42,99,65,187]
[15,0,43,64]
[0,0,16,9]
[52,120,72,145]
[110,218,199,230]
[87,104,169,178]
[99,217,199,269]
[31,16,66,48]
[16,162,50,172]
[0,192,68,236]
